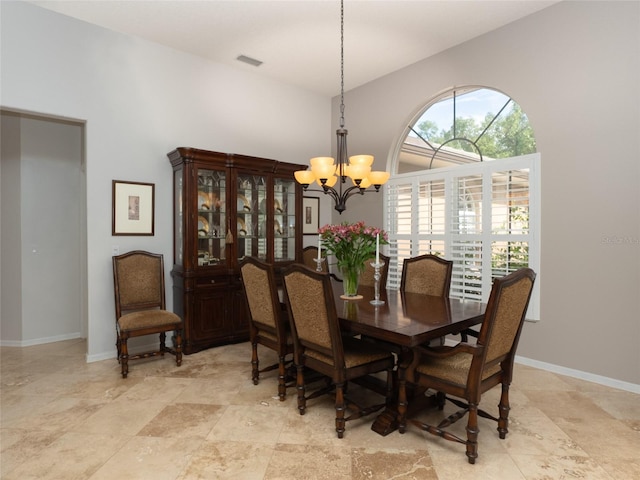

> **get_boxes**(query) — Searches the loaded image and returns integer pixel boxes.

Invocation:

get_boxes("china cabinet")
[168,147,305,354]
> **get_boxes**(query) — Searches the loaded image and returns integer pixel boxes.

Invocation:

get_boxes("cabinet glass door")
[274,178,297,261]
[197,169,226,266]
[236,173,267,261]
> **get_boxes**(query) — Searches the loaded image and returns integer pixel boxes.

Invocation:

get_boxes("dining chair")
[112,250,183,378]
[400,254,453,296]
[302,245,342,282]
[359,253,390,289]
[282,264,395,438]
[240,256,294,401]
[302,245,328,272]
[397,267,536,464]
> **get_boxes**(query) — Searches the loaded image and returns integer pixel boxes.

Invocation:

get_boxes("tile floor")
[1,338,638,479]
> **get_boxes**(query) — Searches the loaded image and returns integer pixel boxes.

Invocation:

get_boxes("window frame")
[383,153,540,320]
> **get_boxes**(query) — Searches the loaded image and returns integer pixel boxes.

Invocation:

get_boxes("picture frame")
[302,196,320,235]
[112,180,155,236]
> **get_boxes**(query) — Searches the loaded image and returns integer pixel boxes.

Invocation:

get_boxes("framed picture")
[112,180,155,236]
[302,196,320,235]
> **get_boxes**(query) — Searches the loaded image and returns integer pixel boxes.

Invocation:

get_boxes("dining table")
[332,282,486,436]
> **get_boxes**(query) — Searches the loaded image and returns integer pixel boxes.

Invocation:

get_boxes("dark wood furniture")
[282,265,395,438]
[302,245,328,272]
[332,283,486,435]
[397,268,536,464]
[168,147,306,354]
[400,254,453,296]
[112,250,183,378]
[359,253,390,289]
[240,256,293,401]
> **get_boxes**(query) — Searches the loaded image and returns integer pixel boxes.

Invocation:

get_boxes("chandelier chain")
[339,0,345,129]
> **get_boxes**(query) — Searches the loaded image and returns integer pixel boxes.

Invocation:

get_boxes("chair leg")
[159,332,167,355]
[497,383,510,439]
[277,355,287,401]
[465,402,479,464]
[296,364,306,415]
[119,334,129,379]
[115,334,121,364]
[436,391,446,410]
[251,342,259,385]
[334,382,345,438]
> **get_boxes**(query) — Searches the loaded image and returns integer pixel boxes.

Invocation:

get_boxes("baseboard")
[86,340,160,363]
[514,355,640,394]
[0,332,83,347]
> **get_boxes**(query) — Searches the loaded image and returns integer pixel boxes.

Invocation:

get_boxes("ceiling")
[28,0,558,97]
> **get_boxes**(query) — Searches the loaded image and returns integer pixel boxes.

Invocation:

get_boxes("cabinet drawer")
[195,277,228,288]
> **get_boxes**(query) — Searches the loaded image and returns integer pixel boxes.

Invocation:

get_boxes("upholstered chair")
[112,250,183,378]
[359,253,390,288]
[282,264,395,438]
[400,254,453,296]
[302,245,328,272]
[240,256,293,401]
[397,268,536,464]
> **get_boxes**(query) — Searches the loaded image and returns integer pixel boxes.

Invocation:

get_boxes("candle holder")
[314,256,324,272]
[369,261,385,306]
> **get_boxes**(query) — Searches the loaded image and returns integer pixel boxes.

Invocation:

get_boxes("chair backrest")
[302,246,328,273]
[239,256,281,332]
[400,254,453,296]
[359,253,390,288]
[113,250,165,319]
[282,264,344,367]
[476,268,536,372]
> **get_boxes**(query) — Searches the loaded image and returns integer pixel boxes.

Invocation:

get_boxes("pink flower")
[318,222,389,272]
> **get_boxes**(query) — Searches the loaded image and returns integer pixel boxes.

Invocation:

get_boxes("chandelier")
[294,0,390,214]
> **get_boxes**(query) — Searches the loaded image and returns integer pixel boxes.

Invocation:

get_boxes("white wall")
[1,1,331,360]
[337,1,640,386]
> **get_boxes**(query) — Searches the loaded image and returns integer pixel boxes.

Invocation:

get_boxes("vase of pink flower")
[319,221,388,298]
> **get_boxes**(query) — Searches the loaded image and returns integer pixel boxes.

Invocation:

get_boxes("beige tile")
[263,443,352,480]
[593,455,640,480]
[206,403,288,444]
[177,440,275,480]
[137,403,224,439]
[553,417,640,459]
[2,339,638,480]
[179,375,248,405]
[520,390,614,421]
[588,390,640,421]
[2,431,126,480]
[0,428,62,476]
[88,435,202,480]
[72,398,167,436]
[512,366,574,391]
[431,451,526,479]
[1,395,107,432]
[502,414,588,457]
[351,447,437,479]
[117,376,193,403]
[510,454,615,480]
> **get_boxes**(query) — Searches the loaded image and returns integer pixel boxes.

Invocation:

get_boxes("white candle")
[318,235,322,259]
[375,233,380,264]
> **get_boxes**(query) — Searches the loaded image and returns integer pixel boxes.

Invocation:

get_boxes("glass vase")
[339,265,362,298]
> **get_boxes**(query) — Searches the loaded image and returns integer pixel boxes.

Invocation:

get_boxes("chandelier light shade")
[294,0,390,214]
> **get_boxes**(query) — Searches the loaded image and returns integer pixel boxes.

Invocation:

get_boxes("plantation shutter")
[383,153,540,320]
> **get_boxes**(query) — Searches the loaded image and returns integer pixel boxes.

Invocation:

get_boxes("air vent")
[236,55,263,67]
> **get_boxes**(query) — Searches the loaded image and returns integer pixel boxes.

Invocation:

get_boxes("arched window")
[385,86,540,319]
